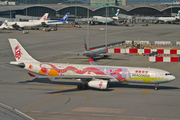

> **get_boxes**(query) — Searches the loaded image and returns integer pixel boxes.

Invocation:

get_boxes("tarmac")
[0,23,180,120]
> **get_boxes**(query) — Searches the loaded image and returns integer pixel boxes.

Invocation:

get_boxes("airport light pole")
[75,0,77,23]
[9,0,11,19]
[171,0,173,17]
[25,0,27,19]
[9,5,11,19]
[87,3,89,49]
[105,3,108,48]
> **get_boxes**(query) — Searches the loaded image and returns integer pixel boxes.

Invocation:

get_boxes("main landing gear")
[155,84,159,90]
[77,84,88,90]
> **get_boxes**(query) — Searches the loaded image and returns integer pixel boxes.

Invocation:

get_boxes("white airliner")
[42,13,70,26]
[5,13,49,29]
[91,9,120,24]
[156,10,180,23]
[65,38,110,58]
[0,20,13,29]
[9,38,175,90]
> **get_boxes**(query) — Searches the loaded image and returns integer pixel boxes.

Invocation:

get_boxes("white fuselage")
[24,61,175,84]
[158,16,179,22]
[85,48,107,57]
[8,21,42,28]
[93,16,115,23]
[44,20,64,25]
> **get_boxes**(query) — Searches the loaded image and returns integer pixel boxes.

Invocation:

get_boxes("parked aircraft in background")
[4,13,49,29]
[9,38,175,90]
[91,9,120,24]
[0,20,13,29]
[65,38,110,58]
[43,13,70,26]
[156,10,180,23]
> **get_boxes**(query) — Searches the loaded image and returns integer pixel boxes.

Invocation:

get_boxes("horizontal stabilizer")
[10,61,25,67]
[89,58,99,65]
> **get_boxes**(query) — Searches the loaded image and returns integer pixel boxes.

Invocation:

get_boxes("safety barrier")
[107,48,180,54]
[148,56,180,62]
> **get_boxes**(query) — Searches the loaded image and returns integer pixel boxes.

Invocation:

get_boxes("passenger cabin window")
[165,73,172,75]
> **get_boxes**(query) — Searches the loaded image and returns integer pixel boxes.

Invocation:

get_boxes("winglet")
[89,58,99,65]
[28,72,37,77]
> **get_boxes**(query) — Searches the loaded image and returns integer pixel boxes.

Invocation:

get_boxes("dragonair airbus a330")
[9,39,175,90]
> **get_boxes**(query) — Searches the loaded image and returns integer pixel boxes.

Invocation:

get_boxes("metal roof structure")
[0,4,180,12]
[0,4,180,18]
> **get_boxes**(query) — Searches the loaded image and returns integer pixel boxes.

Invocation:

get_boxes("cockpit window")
[165,73,172,75]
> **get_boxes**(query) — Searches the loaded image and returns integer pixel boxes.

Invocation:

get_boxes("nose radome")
[170,75,175,81]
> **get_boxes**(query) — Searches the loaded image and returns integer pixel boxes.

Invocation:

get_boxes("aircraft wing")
[28,72,113,80]
[12,23,21,29]
[63,51,85,56]
[99,53,111,57]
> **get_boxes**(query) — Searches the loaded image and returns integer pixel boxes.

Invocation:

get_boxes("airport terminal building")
[0,4,180,19]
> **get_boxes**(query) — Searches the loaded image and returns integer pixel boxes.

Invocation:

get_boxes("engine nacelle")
[88,79,109,90]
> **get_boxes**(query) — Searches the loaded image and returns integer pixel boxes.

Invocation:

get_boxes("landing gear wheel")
[35,27,39,30]
[155,84,159,90]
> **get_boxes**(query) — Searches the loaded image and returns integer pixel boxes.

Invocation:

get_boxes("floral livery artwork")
[38,63,131,81]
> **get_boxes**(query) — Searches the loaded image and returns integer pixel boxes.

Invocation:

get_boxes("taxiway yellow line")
[21,106,26,109]
[29,103,34,106]
[23,74,28,80]
[142,91,151,93]
[116,90,122,92]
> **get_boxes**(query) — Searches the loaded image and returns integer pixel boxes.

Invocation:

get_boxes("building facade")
[90,0,122,7]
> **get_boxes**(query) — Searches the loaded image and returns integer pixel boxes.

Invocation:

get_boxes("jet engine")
[88,79,109,90]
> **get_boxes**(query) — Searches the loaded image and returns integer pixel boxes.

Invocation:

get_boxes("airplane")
[8,38,175,90]
[65,38,110,58]
[91,9,120,24]
[155,10,180,23]
[5,13,49,29]
[42,13,70,26]
[0,20,13,29]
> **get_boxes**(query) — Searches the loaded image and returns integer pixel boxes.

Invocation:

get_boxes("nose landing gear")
[155,84,159,90]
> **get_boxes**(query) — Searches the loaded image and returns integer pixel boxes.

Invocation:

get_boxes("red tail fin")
[89,58,98,65]
[84,38,89,51]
